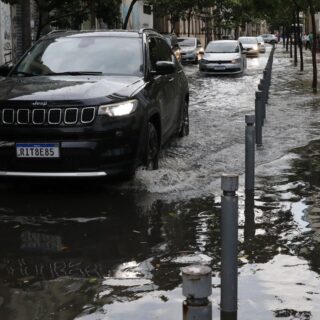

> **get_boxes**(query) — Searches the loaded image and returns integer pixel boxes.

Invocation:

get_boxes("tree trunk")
[290,35,293,58]
[170,19,176,34]
[21,0,31,51]
[296,9,303,71]
[122,0,138,29]
[310,4,317,93]
[187,10,192,37]
[293,13,298,67]
[90,1,96,29]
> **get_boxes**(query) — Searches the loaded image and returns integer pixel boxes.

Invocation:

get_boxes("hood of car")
[242,44,257,49]
[180,46,196,52]
[0,75,145,102]
[203,52,240,61]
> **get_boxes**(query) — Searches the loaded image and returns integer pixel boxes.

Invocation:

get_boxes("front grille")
[209,61,232,64]
[0,107,96,126]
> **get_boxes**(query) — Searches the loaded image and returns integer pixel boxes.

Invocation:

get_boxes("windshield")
[178,38,196,47]
[13,36,143,76]
[205,42,239,53]
[257,36,263,42]
[239,37,257,44]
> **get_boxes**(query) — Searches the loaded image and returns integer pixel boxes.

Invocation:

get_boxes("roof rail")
[47,30,69,35]
[138,28,158,34]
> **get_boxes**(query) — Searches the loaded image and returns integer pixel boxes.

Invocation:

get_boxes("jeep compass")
[0,29,189,179]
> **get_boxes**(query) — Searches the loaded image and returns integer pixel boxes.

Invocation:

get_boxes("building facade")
[0,1,12,65]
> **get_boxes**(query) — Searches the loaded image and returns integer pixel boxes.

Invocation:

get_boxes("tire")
[178,101,189,137]
[144,122,159,170]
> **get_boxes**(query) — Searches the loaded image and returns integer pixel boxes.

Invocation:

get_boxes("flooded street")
[1,45,320,319]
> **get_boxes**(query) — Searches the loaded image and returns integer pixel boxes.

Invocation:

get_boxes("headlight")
[231,58,241,64]
[98,100,138,117]
[253,45,258,51]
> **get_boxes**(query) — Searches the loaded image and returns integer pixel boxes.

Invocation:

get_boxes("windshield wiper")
[47,71,103,76]
[12,71,38,77]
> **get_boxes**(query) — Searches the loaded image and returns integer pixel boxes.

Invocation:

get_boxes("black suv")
[0,29,189,179]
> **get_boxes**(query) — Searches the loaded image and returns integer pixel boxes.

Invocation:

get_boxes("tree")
[122,0,138,29]
[146,0,196,33]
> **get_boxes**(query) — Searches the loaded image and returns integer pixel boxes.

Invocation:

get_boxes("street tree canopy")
[1,0,121,39]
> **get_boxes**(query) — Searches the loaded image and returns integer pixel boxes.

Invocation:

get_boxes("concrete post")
[245,115,255,191]
[182,265,212,320]
[221,174,238,318]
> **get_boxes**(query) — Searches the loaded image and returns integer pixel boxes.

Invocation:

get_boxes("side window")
[156,38,173,62]
[148,37,159,70]
[148,36,174,71]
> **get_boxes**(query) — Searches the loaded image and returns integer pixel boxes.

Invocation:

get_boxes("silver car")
[178,37,204,64]
[238,36,260,57]
[199,40,247,75]
[257,36,266,53]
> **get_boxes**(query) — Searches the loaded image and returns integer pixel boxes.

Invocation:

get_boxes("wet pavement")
[1,45,320,319]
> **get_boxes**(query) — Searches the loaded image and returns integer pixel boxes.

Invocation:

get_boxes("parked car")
[162,33,182,62]
[177,37,204,64]
[238,36,260,57]
[260,34,278,44]
[0,29,189,179]
[256,36,266,53]
[199,40,247,75]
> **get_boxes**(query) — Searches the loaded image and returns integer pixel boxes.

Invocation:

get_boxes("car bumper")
[199,63,242,74]
[180,52,197,62]
[245,49,259,57]
[0,114,145,178]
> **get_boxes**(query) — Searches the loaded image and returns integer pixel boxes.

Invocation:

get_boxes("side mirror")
[154,61,176,75]
[0,64,12,77]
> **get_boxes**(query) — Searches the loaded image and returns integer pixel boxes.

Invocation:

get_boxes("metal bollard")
[255,91,263,146]
[263,69,270,89]
[260,78,268,103]
[257,84,266,124]
[245,115,255,191]
[244,191,255,245]
[182,265,212,320]
[221,174,238,319]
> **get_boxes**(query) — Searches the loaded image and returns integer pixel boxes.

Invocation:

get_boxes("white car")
[199,40,247,75]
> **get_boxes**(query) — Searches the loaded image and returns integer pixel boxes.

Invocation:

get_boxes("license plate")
[16,143,60,158]
[214,66,226,70]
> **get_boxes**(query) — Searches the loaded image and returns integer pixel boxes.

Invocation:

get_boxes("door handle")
[168,77,174,82]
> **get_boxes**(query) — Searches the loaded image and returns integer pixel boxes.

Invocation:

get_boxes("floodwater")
[1,45,320,319]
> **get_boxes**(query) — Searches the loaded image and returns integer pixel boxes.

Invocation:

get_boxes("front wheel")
[144,122,159,170]
[178,101,189,137]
